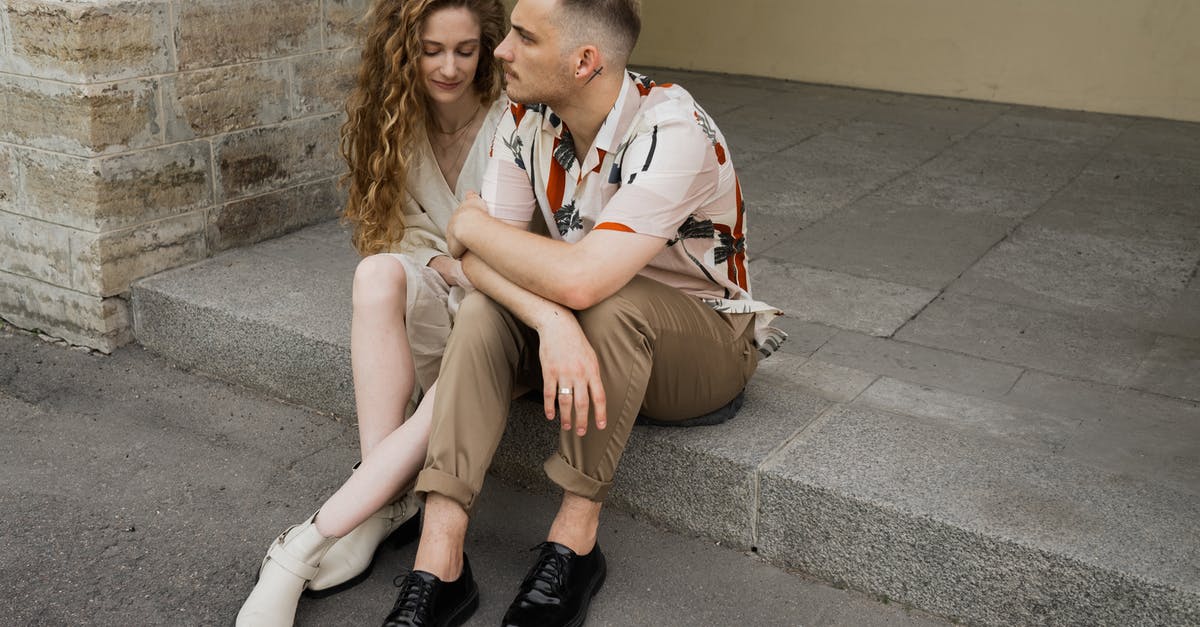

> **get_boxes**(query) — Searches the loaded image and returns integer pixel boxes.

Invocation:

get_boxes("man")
[383,0,784,625]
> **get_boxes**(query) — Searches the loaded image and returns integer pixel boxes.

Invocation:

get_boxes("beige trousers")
[414,275,759,511]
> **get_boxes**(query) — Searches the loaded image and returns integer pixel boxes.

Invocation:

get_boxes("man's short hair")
[557,0,642,65]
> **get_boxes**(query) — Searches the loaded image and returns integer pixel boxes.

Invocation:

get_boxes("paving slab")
[852,93,1008,136]
[811,330,1024,399]
[1026,183,1200,247]
[913,133,1099,193]
[1076,151,1200,204]
[897,293,1159,386]
[862,376,1200,493]
[0,331,945,627]
[1004,370,1200,493]
[871,171,1056,219]
[1107,118,1200,161]
[132,222,358,417]
[739,134,920,234]
[948,224,1200,334]
[757,403,1200,626]
[750,258,937,337]
[767,195,1013,290]
[1129,335,1200,402]
[976,106,1132,146]
[768,318,839,358]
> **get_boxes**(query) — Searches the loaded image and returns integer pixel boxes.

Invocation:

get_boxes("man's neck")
[551,70,624,160]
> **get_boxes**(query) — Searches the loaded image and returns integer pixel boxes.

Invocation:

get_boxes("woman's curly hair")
[340,0,506,256]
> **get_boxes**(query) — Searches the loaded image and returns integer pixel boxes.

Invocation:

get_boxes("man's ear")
[574,45,603,81]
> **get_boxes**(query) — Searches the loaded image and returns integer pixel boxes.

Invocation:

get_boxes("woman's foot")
[235,514,336,627]
[305,493,421,596]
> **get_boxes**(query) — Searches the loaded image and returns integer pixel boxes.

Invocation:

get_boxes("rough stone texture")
[1027,183,1200,248]
[768,195,1013,290]
[784,356,878,403]
[0,211,75,287]
[71,211,207,297]
[1108,118,1200,161]
[207,178,343,252]
[4,0,172,82]
[872,172,1056,220]
[18,142,212,232]
[1129,337,1200,401]
[1004,371,1200,492]
[175,0,322,71]
[813,330,1025,399]
[163,62,292,139]
[758,404,1200,626]
[0,75,162,157]
[976,106,1133,147]
[324,0,370,50]
[0,0,365,351]
[0,146,15,212]
[292,49,359,116]
[914,133,1098,193]
[949,225,1200,335]
[769,318,838,358]
[0,271,130,351]
[214,115,343,201]
[751,258,937,337]
[132,223,358,418]
[897,293,1160,386]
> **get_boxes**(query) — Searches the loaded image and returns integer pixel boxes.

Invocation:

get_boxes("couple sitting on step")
[236,0,783,625]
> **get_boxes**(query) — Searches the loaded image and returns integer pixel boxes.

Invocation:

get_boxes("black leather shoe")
[501,541,607,627]
[382,555,479,627]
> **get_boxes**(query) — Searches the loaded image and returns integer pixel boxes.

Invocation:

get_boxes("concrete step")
[132,220,1200,626]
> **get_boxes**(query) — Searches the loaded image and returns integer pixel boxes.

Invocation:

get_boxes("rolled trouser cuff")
[414,468,477,513]
[544,453,611,502]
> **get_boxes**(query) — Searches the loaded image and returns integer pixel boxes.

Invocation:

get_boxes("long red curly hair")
[340,0,506,256]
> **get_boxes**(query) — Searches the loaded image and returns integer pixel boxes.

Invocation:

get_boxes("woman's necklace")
[432,103,482,190]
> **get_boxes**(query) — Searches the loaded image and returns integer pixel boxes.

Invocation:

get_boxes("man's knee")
[574,277,657,339]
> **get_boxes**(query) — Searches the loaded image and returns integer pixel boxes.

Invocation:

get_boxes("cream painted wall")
[629,0,1200,122]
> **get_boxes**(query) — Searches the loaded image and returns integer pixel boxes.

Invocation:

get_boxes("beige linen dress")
[382,97,506,401]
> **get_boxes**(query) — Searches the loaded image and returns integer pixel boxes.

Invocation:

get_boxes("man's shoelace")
[391,571,435,618]
[524,543,571,593]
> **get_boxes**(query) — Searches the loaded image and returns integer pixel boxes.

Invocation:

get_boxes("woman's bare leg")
[314,381,438,538]
[351,254,417,458]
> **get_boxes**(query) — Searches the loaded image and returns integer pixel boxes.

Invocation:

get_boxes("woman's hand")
[427,255,472,289]
[446,191,489,258]
[537,313,607,437]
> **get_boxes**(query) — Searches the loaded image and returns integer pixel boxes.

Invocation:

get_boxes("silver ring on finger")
[558,386,573,395]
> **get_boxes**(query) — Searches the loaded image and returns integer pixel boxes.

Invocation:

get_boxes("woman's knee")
[353,254,407,311]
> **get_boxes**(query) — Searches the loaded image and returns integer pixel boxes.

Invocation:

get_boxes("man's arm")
[450,194,666,310]
[460,248,607,437]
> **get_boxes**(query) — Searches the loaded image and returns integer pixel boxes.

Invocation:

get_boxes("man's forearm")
[461,252,573,331]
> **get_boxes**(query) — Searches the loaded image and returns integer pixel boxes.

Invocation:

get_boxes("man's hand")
[427,255,472,289]
[537,313,607,436]
[446,191,490,258]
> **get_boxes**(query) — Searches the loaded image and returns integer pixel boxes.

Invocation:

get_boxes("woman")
[236,0,507,624]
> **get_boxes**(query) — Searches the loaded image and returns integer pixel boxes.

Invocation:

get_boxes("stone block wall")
[1,0,366,351]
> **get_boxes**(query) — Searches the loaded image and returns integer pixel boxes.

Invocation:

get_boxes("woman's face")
[419,7,483,108]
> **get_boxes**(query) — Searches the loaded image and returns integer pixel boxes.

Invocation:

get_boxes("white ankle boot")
[235,514,336,627]
[306,492,421,595]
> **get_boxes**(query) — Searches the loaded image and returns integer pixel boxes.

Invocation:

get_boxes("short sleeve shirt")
[480,72,785,357]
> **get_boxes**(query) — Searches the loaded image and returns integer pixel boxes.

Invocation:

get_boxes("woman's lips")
[431,79,461,91]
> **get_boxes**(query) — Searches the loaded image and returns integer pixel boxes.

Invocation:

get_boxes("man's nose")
[495,34,513,61]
